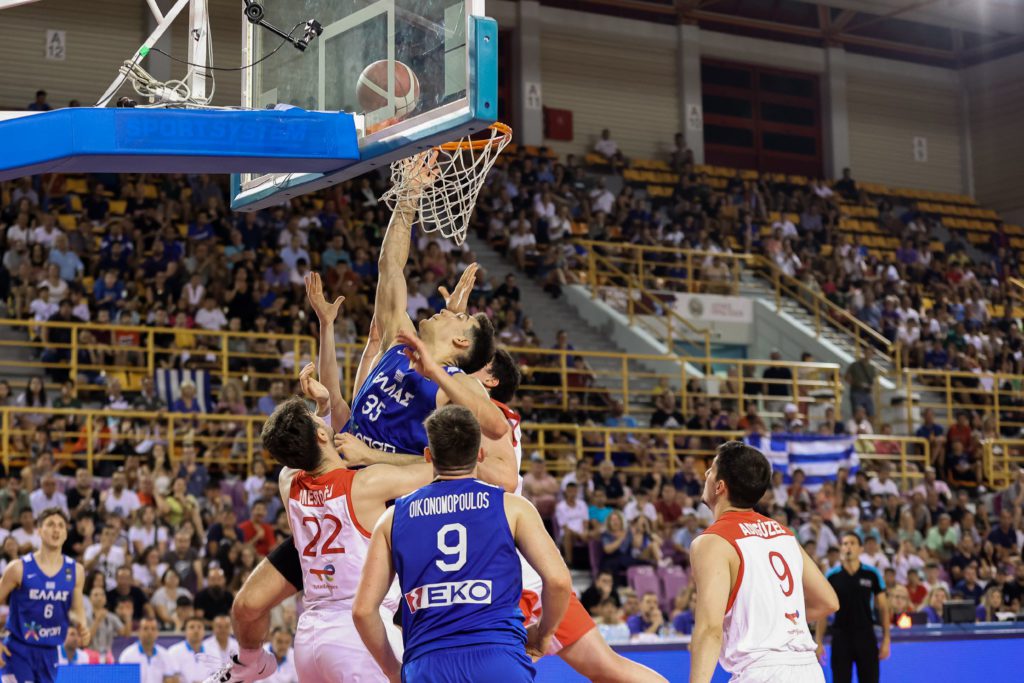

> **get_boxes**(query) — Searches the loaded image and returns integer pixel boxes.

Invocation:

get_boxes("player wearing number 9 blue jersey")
[0,508,89,683]
[353,405,572,683]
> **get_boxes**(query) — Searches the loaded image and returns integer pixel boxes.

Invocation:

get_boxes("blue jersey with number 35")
[343,344,462,455]
[392,478,526,664]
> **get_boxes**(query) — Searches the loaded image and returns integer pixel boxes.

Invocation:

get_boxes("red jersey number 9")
[769,551,794,597]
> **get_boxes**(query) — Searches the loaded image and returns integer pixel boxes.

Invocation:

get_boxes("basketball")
[356,59,420,119]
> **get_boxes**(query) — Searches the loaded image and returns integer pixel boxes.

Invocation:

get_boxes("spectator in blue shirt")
[920,587,947,624]
[188,211,215,242]
[914,408,946,470]
[626,592,664,636]
[953,563,984,604]
[321,234,351,269]
[171,380,202,414]
[27,90,51,111]
[976,586,1004,623]
[670,587,696,635]
[48,233,84,281]
[257,379,285,416]
[604,399,638,429]
[93,270,124,315]
[987,509,1018,560]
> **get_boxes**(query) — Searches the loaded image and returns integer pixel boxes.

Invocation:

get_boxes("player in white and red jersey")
[208,396,433,683]
[689,441,839,683]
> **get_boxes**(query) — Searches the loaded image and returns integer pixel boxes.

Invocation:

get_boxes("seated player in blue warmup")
[0,508,90,683]
[353,405,572,683]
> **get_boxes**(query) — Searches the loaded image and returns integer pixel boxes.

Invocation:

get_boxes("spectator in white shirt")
[102,469,141,520]
[12,509,42,553]
[84,524,127,590]
[623,488,657,525]
[194,297,228,332]
[29,473,68,517]
[263,628,299,683]
[798,513,839,559]
[167,617,217,683]
[593,128,625,171]
[202,615,240,667]
[859,536,891,571]
[554,482,590,564]
[508,221,537,271]
[868,463,901,497]
[118,617,176,683]
[31,215,61,247]
[279,234,309,271]
[589,179,615,215]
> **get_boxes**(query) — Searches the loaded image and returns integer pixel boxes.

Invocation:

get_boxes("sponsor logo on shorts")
[404,580,492,613]
[21,620,60,641]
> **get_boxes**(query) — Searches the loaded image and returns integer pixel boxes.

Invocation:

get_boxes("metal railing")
[748,256,901,376]
[571,242,901,379]
[574,240,754,296]
[508,345,842,419]
[982,439,1024,489]
[0,318,317,401]
[1,406,267,472]
[579,247,713,360]
[902,369,1024,438]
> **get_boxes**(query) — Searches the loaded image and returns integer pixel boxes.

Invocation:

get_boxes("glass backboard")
[231,0,497,211]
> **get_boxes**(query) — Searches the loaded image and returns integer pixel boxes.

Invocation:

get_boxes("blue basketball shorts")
[402,644,535,683]
[1,638,59,683]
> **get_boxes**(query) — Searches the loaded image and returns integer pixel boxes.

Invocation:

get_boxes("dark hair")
[37,507,68,526]
[260,397,321,471]
[714,441,771,509]
[487,348,520,404]
[841,531,862,546]
[424,405,481,473]
[184,614,204,627]
[456,313,496,375]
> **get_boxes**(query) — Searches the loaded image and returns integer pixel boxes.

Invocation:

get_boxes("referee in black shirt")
[815,531,891,683]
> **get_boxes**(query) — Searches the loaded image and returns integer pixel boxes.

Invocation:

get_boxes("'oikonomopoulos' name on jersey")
[407,491,492,518]
[738,519,789,539]
[404,580,493,613]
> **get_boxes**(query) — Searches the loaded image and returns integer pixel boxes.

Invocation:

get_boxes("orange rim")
[439,122,512,151]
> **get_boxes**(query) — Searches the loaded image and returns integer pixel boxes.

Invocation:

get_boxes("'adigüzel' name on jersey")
[738,519,788,539]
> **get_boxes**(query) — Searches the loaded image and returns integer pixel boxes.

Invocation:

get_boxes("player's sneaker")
[204,650,277,683]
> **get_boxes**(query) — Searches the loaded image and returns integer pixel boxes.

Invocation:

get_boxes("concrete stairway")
[466,236,666,421]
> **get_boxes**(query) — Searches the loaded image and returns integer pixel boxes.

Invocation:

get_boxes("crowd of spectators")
[0,115,1023,660]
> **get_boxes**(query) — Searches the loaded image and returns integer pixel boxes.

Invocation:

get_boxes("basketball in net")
[381,123,512,247]
[356,60,420,119]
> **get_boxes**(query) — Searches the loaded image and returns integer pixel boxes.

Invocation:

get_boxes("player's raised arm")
[353,508,401,683]
[688,534,734,683]
[801,547,839,623]
[354,460,435,502]
[505,494,571,659]
[353,314,384,398]
[376,154,437,349]
[305,272,350,430]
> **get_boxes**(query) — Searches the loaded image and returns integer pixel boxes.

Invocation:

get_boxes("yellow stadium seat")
[108,199,127,215]
[57,214,77,230]
[142,184,158,199]
[69,195,83,212]
[65,178,88,194]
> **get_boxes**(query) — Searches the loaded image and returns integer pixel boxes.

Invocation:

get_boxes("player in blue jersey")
[0,508,89,683]
[353,405,572,683]
[342,155,509,455]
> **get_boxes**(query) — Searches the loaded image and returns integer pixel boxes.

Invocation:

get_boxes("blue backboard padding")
[0,107,358,181]
[56,664,139,683]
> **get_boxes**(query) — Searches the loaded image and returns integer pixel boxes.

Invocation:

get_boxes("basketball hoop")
[381,122,512,246]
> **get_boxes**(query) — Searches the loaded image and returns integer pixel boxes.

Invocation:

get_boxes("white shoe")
[204,650,277,683]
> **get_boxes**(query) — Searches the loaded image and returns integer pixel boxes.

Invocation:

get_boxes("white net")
[381,123,512,246]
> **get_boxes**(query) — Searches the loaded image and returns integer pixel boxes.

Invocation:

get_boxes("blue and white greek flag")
[744,433,858,489]
[155,369,212,413]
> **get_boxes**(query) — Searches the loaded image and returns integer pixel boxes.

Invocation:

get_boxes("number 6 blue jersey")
[392,478,526,664]
[344,344,463,455]
[6,553,76,648]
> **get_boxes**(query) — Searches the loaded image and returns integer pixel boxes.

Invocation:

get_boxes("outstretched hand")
[395,330,444,382]
[305,272,345,323]
[399,150,440,196]
[299,362,331,411]
[439,263,478,315]
[335,432,376,467]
